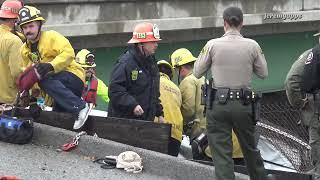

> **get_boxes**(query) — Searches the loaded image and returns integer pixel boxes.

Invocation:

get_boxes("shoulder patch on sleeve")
[254,42,263,55]
[305,52,313,64]
[200,45,209,56]
[259,47,264,55]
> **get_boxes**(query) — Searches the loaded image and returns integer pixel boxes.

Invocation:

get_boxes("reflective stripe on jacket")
[97,78,109,103]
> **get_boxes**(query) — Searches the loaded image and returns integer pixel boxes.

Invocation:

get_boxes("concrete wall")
[32,123,249,180]
[2,0,320,107]
[2,0,318,48]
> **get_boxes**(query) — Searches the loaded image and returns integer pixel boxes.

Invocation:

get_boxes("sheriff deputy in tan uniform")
[193,7,269,180]
[171,48,243,162]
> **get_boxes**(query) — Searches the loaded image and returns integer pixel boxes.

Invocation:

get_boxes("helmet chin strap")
[177,67,181,84]
[86,72,93,81]
[140,43,147,57]
[12,20,18,32]
[32,22,42,42]
[12,22,23,41]
[24,21,42,42]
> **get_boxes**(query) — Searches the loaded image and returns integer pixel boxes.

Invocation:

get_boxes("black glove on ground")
[35,63,54,78]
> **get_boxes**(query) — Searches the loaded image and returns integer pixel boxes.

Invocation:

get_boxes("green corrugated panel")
[252,31,317,92]
[88,31,318,110]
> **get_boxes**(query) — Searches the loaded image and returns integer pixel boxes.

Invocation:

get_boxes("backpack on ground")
[0,115,33,144]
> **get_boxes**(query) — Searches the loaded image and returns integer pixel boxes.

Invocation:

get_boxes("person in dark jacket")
[108,22,164,122]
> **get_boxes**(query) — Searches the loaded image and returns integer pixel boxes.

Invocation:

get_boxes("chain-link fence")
[258,91,313,172]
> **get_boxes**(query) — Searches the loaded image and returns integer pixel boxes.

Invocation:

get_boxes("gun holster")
[251,92,262,125]
[206,78,214,109]
[200,84,206,106]
[252,101,261,125]
[242,89,252,105]
[201,79,214,117]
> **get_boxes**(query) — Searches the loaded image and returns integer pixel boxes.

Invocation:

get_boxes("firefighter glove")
[35,63,54,78]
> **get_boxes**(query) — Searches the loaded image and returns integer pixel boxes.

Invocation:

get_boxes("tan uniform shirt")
[193,30,268,88]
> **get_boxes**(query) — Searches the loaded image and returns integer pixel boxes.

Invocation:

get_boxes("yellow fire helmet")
[18,6,45,27]
[75,49,97,68]
[170,48,197,68]
[157,60,174,74]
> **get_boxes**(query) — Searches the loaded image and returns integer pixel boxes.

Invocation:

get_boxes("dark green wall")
[87,31,318,110]
[252,31,317,92]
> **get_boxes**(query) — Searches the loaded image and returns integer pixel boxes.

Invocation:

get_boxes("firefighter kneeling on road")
[156,60,183,157]
[17,5,90,129]
[75,49,109,106]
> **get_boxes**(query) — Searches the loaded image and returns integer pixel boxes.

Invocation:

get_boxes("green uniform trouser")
[310,114,320,180]
[207,100,267,180]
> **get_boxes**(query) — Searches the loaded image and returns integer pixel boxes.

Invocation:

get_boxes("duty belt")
[212,87,260,105]
[229,89,243,100]
[214,88,257,100]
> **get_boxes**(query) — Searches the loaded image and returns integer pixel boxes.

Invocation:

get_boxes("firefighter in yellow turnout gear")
[75,49,109,105]
[0,0,23,104]
[171,48,243,160]
[18,5,90,130]
[157,60,183,156]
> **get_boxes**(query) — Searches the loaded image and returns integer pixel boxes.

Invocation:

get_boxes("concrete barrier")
[3,0,318,48]
[32,123,249,180]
